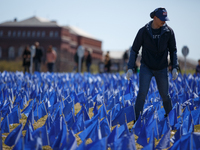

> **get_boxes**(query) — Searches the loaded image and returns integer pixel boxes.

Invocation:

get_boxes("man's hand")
[126,69,133,80]
[172,68,178,80]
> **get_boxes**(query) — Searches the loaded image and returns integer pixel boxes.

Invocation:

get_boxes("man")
[196,59,200,74]
[33,42,43,72]
[126,8,178,120]
[123,50,129,73]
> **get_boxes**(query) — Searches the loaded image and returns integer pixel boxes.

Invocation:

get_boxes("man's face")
[155,16,166,28]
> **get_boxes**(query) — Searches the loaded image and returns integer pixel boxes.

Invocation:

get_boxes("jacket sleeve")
[128,28,143,70]
[168,29,178,70]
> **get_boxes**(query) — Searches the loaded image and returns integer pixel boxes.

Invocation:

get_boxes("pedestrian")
[22,45,31,73]
[33,41,43,72]
[123,50,129,73]
[85,48,92,72]
[126,7,179,121]
[46,45,57,73]
[196,59,200,74]
[104,51,111,73]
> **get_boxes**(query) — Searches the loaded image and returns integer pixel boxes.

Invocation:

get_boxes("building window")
[22,31,26,37]
[8,46,15,59]
[55,31,58,37]
[27,31,31,37]
[17,31,21,37]
[42,31,45,37]
[37,31,40,37]
[32,31,35,37]
[49,31,53,37]
[0,47,2,58]
[13,31,16,37]
[8,31,11,37]
[0,31,3,37]
[18,46,24,57]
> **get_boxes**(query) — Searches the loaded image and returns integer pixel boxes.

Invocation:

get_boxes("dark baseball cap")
[150,8,169,21]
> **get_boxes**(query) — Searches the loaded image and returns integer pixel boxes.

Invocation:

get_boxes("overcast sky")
[0,0,200,62]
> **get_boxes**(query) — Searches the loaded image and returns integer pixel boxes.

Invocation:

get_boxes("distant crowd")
[22,42,200,75]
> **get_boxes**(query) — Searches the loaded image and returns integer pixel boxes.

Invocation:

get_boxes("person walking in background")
[85,48,92,73]
[22,45,31,73]
[104,51,111,73]
[196,59,200,74]
[33,41,43,72]
[46,45,57,73]
[73,50,84,72]
[123,49,129,73]
[126,7,179,121]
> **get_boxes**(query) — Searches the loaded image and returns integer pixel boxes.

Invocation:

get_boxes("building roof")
[66,26,99,40]
[0,16,59,27]
[0,16,100,40]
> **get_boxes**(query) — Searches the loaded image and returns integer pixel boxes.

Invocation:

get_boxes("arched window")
[13,31,16,37]
[17,31,21,37]
[8,31,11,37]
[0,31,3,37]
[18,46,24,57]
[8,46,15,59]
[49,31,53,37]
[37,31,40,37]
[55,31,58,37]
[42,31,45,37]
[27,31,31,37]
[0,47,2,58]
[32,31,35,37]
[22,31,26,37]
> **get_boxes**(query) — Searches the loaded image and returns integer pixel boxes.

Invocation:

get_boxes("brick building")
[0,16,103,72]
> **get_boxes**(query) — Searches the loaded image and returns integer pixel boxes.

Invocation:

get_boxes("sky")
[0,0,200,63]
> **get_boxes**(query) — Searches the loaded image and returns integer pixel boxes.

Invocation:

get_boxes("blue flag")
[24,121,34,144]
[23,108,34,131]
[4,123,23,147]
[107,126,118,147]
[1,114,10,133]
[79,119,102,142]
[118,122,129,138]
[86,137,107,150]
[137,122,148,147]
[32,123,50,146]
[21,100,33,117]
[52,117,67,149]
[100,117,111,138]
[8,105,20,124]
[156,128,171,149]
[12,134,24,150]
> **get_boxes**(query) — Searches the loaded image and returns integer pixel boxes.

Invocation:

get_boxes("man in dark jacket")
[33,42,43,72]
[126,8,179,120]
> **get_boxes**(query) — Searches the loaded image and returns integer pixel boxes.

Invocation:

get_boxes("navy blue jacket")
[128,21,178,70]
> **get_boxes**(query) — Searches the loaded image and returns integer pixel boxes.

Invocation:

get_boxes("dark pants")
[47,63,54,73]
[34,60,41,72]
[87,63,91,72]
[24,66,30,73]
[135,63,172,120]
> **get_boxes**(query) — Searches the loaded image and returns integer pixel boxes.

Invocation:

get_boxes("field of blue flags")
[0,71,200,149]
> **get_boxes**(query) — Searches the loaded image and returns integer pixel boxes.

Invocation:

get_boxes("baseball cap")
[150,8,169,21]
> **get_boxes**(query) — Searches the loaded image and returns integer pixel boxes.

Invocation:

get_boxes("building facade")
[0,16,103,72]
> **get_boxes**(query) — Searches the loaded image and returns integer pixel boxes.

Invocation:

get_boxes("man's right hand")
[126,69,133,80]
